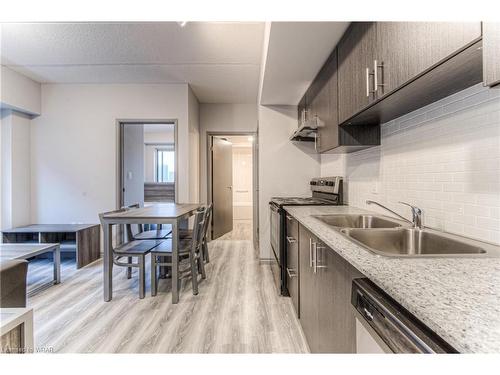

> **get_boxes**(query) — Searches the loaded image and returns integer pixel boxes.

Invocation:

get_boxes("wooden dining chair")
[179,203,213,263]
[150,207,207,297]
[122,203,172,241]
[98,208,162,299]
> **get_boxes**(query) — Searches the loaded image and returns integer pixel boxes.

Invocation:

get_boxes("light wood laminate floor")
[26,223,308,353]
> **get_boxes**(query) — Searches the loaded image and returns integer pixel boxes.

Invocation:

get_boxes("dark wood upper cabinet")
[298,21,485,152]
[483,22,500,87]
[375,22,482,98]
[337,22,377,124]
[305,47,380,153]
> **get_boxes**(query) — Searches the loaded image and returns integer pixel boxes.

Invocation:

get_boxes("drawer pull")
[286,236,296,244]
[286,215,293,221]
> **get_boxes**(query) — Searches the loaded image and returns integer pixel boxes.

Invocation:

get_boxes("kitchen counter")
[284,205,500,353]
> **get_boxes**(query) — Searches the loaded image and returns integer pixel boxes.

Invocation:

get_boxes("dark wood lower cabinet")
[298,225,319,351]
[298,224,364,353]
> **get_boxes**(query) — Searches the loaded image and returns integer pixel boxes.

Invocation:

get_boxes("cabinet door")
[298,225,319,352]
[338,22,377,124]
[317,49,339,153]
[483,22,500,87]
[286,214,300,316]
[317,245,359,353]
[376,22,482,97]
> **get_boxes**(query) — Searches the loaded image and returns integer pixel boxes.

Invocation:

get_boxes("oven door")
[269,202,280,262]
[269,202,282,293]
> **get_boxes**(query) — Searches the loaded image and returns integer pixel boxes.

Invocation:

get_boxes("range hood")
[290,113,322,142]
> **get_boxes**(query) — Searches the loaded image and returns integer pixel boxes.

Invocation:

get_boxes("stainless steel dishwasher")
[351,278,457,353]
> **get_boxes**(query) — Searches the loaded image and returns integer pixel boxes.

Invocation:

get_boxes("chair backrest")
[120,203,143,235]
[201,203,213,243]
[190,207,207,256]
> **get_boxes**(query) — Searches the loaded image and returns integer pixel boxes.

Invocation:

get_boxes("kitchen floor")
[26,225,307,353]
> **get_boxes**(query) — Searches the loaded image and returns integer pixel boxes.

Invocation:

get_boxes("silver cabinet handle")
[315,243,327,272]
[309,238,313,268]
[366,67,371,97]
[366,67,376,98]
[374,60,385,95]
[312,241,317,273]
[286,214,293,221]
[286,268,297,278]
[286,236,296,244]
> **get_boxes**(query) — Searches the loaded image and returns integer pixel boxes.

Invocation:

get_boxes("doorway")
[118,121,177,208]
[208,133,258,243]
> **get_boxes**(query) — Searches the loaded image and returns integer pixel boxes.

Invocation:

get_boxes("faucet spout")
[366,200,423,229]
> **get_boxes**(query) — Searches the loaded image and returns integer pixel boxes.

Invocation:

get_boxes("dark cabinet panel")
[316,244,362,353]
[483,22,500,87]
[298,224,319,352]
[338,22,377,124]
[376,22,482,97]
[316,49,338,153]
[286,213,300,316]
[298,224,364,353]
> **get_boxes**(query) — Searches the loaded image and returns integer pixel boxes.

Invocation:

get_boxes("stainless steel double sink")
[312,214,499,257]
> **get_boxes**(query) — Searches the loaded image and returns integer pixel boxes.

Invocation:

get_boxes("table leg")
[103,223,113,301]
[172,221,179,304]
[53,245,61,284]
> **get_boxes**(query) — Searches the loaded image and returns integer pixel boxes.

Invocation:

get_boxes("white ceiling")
[0,22,265,103]
[260,22,350,105]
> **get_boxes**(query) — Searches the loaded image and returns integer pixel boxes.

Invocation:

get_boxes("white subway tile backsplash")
[321,83,500,244]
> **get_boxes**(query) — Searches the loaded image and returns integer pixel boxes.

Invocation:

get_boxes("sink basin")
[313,214,404,229]
[341,227,487,257]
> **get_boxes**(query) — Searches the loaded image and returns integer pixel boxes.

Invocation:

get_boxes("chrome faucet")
[366,200,423,229]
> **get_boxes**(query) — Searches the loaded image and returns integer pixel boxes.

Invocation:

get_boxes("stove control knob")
[310,181,317,185]
[327,181,334,186]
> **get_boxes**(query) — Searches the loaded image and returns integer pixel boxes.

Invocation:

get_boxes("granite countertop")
[284,205,500,353]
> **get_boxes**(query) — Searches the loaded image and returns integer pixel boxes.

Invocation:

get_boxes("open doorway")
[208,133,257,243]
[118,121,177,208]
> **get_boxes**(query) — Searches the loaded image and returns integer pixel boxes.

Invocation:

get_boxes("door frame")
[116,119,179,209]
[206,131,259,248]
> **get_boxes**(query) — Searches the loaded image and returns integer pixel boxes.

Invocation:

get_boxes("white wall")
[258,105,321,259]
[321,83,500,245]
[188,87,200,203]
[199,103,258,204]
[1,110,31,228]
[30,83,190,224]
[0,66,41,116]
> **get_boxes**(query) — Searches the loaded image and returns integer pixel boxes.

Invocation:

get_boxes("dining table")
[100,203,202,303]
